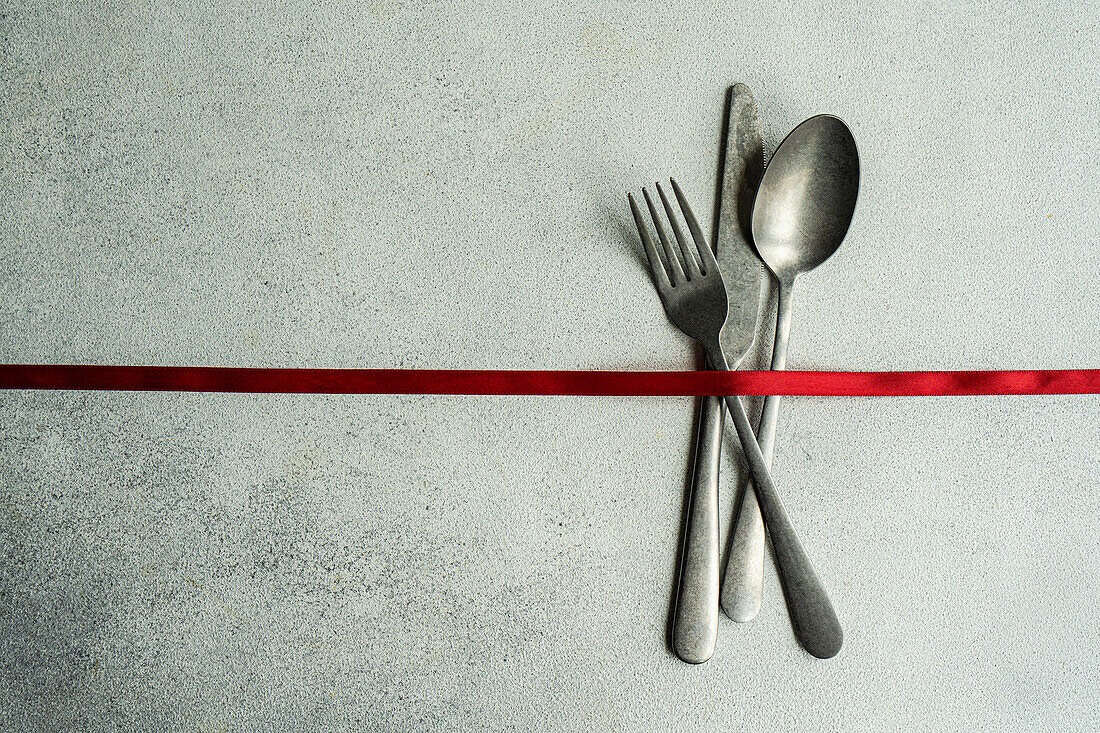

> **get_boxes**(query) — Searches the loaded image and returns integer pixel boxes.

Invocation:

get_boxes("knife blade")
[672,83,766,663]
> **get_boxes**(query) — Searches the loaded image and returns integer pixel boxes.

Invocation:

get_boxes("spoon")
[720,114,859,626]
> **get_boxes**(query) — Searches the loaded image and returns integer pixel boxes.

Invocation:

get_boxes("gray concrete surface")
[2,1,1099,730]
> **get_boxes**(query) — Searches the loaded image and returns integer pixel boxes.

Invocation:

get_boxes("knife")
[672,83,766,663]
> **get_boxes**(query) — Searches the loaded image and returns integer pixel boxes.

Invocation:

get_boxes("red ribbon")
[0,365,1096,396]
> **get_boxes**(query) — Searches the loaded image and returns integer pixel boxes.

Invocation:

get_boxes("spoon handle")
[707,343,842,659]
[721,283,794,621]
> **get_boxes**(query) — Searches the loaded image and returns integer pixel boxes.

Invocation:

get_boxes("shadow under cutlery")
[709,85,735,249]
[594,202,653,274]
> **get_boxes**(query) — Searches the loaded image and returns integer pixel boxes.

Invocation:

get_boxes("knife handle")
[672,393,722,663]
[720,411,772,622]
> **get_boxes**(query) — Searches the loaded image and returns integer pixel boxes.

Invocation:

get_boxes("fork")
[628,179,842,659]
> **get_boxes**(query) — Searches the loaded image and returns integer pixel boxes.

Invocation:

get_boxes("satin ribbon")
[0,365,1096,396]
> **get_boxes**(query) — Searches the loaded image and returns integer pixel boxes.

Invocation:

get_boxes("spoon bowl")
[751,114,859,282]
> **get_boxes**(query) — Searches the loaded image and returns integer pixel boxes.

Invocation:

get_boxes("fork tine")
[642,187,686,286]
[656,182,702,279]
[628,193,672,293]
[670,178,719,275]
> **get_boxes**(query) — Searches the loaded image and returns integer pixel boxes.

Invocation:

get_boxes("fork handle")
[672,393,722,663]
[707,345,843,659]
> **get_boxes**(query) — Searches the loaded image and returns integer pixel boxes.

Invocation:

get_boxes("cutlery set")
[628,84,860,662]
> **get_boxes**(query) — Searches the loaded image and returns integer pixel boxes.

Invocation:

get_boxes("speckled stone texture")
[2,1,1099,730]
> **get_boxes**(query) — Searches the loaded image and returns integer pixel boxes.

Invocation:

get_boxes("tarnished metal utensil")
[630,179,843,659]
[725,113,858,636]
[673,83,766,664]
